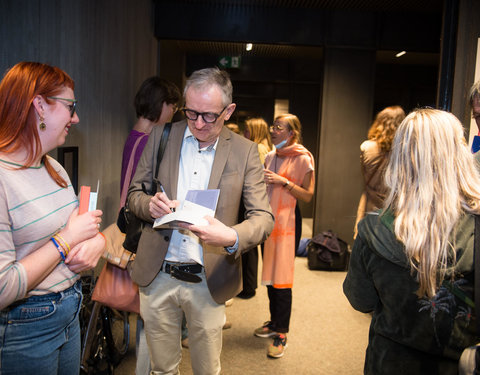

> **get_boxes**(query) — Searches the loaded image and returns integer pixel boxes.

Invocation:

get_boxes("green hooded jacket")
[344,211,477,375]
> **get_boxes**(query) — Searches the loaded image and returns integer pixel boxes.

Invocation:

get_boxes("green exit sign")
[218,56,241,68]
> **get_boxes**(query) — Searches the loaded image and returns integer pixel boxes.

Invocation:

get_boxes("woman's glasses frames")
[48,96,77,117]
[270,124,285,131]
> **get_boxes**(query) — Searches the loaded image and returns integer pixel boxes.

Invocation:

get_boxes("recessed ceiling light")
[246,43,253,51]
[396,51,406,58]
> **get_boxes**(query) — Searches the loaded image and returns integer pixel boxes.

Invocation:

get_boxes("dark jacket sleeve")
[343,234,379,313]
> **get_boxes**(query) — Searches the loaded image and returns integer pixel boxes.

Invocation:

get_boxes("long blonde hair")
[384,108,480,298]
[368,106,405,152]
[244,117,272,150]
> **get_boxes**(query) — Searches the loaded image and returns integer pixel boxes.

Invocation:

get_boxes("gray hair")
[183,67,233,106]
[469,80,480,106]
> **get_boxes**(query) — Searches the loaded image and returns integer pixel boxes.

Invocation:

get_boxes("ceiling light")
[246,43,253,51]
[396,51,406,58]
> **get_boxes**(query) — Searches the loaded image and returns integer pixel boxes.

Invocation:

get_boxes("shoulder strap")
[120,134,148,208]
[152,122,172,192]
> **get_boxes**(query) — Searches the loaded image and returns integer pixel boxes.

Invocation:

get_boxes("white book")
[153,189,220,230]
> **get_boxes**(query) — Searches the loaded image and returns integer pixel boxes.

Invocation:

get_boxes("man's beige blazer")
[128,120,274,304]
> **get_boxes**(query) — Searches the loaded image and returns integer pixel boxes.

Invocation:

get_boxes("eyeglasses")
[182,106,227,124]
[270,124,286,131]
[48,96,77,117]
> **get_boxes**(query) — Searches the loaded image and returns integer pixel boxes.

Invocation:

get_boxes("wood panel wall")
[315,48,376,245]
[451,0,480,135]
[0,0,158,226]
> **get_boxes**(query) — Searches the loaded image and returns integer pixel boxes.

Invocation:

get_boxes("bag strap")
[154,122,172,183]
[120,134,147,208]
[149,122,172,195]
[475,215,480,337]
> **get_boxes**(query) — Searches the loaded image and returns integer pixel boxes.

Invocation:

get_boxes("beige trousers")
[140,270,224,375]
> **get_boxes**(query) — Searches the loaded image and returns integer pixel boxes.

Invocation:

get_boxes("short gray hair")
[469,80,480,106]
[184,67,233,106]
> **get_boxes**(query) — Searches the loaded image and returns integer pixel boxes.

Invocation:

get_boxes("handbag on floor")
[92,261,140,314]
[458,215,480,375]
[117,122,171,253]
[307,230,350,271]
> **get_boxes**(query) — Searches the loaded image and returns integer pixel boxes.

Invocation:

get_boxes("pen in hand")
[155,179,175,212]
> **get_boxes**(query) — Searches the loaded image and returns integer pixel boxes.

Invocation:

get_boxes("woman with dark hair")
[254,113,314,358]
[354,105,405,238]
[0,62,104,374]
[121,76,181,187]
[344,108,480,374]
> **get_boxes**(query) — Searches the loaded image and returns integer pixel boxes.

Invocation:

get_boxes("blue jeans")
[0,280,82,375]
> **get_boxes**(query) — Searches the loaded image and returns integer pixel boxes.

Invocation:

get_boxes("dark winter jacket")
[344,211,477,375]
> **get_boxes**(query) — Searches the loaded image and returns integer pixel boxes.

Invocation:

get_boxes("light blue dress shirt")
[164,127,217,265]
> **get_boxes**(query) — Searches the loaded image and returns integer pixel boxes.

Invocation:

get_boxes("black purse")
[117,122,172,253]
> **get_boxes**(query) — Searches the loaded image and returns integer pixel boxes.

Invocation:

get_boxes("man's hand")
[178,216,237,248]
[149,192,179,219]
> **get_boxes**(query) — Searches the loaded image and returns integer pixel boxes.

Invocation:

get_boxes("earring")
[39,115,46,131]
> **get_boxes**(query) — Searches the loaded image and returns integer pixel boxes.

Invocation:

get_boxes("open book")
[153,189,220,230]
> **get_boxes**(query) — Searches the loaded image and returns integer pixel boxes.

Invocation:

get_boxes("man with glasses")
[128,67,274,374]
[469,80,480,154]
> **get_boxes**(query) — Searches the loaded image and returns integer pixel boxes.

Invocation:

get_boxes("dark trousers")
[295,202,302,254]
[267,285,292,333]
[241,246,258,294]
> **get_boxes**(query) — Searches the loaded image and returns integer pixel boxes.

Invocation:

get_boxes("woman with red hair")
[0,62,104,374]
[353,105,405,238]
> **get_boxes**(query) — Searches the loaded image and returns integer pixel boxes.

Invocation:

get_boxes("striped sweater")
[0,156,79,309]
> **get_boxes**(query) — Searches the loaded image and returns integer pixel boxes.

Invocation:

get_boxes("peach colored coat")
[262,144,314,288]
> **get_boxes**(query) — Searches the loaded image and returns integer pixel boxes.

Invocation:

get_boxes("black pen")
[155,179,175,212]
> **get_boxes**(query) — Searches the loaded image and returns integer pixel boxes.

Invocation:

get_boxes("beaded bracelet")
[53,235,68,256]
[54,234,71,255]
[51,237,66,261]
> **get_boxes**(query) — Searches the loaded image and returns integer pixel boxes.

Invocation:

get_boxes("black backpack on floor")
[307,230,350,271]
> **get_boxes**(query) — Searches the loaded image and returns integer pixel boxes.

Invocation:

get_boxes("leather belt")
[162,262,203,283]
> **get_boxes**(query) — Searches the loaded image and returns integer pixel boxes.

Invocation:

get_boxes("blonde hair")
[469,80,480,106]
[384,108,480,298]
[275,113,302,144]
[245,117,272,150]
[368,106,405,152]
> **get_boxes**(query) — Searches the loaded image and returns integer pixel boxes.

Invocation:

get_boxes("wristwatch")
[283,180,290,188]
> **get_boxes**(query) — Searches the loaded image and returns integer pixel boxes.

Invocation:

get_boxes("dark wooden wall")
[1,0,479,245]
[0,0,158,226]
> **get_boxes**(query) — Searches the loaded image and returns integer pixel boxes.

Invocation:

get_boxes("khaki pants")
[140,270,224,375]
